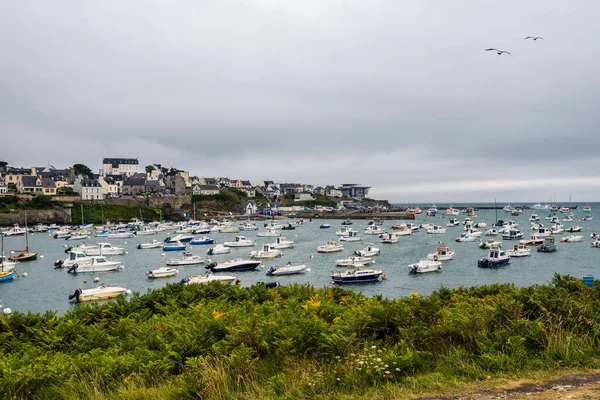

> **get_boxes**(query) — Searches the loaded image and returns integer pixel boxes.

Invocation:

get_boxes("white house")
[0,176,7,195]
[294,193,315,202]
[243,200,258,215]
[102,158,139,177]
[73,177,104,200]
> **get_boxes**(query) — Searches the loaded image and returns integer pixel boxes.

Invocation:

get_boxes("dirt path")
[415,372,600,400]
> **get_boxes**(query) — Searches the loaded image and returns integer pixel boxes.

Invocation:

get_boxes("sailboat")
[9,211,37,262]
[0,234,16,282]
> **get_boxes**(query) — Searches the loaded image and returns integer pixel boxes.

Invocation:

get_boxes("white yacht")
[206,244,232,255]
[268,236,294,249]
[354,243,380,257]
[66,256,124,273]
[426,225,447,234]
[335,256,372,267]
[507,243,531,257]
[167,251,206,266]
[223,236,256,247]
[69,285,129,302]
[317,241,344,253]
[408,257,442,274]
[249,244,284,259]
[427,242,454,261]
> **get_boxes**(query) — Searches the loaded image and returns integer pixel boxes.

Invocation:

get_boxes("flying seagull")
[524,36,543,40]
[485,48,512,57]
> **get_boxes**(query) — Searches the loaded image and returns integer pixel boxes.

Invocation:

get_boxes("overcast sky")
[2,1,599,203]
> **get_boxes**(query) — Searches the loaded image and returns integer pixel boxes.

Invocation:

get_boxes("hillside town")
[0,158,381,213]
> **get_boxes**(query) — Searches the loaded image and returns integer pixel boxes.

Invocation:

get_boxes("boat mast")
[24,210,29,252]
[81,204,84,227]
[494,199,498,224]
[1,234,4,272]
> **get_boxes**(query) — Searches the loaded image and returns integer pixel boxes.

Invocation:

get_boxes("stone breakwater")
[0,209,70,226]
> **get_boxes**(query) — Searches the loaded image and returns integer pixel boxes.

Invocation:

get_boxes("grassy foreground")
[2,274,600,399]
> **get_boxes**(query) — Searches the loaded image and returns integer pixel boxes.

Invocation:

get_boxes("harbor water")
[1,203,599,315]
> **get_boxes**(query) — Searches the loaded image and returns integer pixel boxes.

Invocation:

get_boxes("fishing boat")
[380,232,399,244]
[364,225,384,235]
[408,257,442,274]
[477,249,510,268]
[537,236,557,252]
[317,241,344,253]
[205,258,262,272]
[583,205,592,213]
[507,243,531,257]
[146,267,179,278]
[331,268,383,284]
[9,212,37,262]
[166,251,206,266]
[265,263,307,276]
[68,285,129,302]
[502,229,523,240]
[207,244,231,255]
[339,231,363,242]
[427,242,454,261]
[446,218,460,227]
[2,224,26,237]
[137,239,162,249]
[354,243,380,257]
[426,225,447,234]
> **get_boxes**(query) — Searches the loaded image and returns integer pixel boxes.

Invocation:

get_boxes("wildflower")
[336,378,341,381]
[396,368,401,372]
[384,364,389,368]
[377,349,383,354]
[376,358,382,362]
[359,361,364,365]
[371,345,377,349]
[212,310,225,319]
[384,371,391,375]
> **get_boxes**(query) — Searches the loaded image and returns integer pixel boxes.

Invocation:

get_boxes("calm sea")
[1,202,598,315]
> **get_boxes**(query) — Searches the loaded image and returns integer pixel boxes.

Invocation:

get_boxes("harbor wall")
[0,209,70,226]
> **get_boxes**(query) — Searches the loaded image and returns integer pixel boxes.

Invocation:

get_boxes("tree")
[0,161,7,171]
[73,163,93,178]
[145,165,156,174]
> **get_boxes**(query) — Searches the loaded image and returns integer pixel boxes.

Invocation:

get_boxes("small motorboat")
[66,256,124,273]
[137,239,162,249]
[317,241,344,253]
[408,257,442,274]
[446,218,460,227]
[484,228,499,236]
[380,232,399,244]
[164,234,194,243]
[68,285,129,302]
[566,225,582,233]
[181,273,239,285]
[341,219,353,225]
[268,237,294,249]
[331,268,383,284]
[189,237,215,245]
[538,236,558,252]
[427,242,454,261]
[364,226,384,235]
[205,258,262,272]
[560,235,583,243]
[319,224,331,229]
[354,244,380,257]
[426,225,447,234]
[249,244,283,259]
[281,224,296,231]
[224,236,257,247]
[256,230,281,237]
[519,236,544,246]
[162,241,187,252]
[207,244,231,255]
[265,263,307,276]
[507,243,531,257]
[591,239,600,248]
[339,231,363,242]
[146,267,179,278]
[583,215,594,221]
[166,251,206,266]
[455,233,478,242]
[479,239,502,249]
[477,249,510,268]
[107,231,135,239]
[335,256,372,267]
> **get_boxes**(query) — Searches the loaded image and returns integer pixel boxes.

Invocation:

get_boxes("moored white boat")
[426,225,446,234]
[266,263,307,276]
[224,236,256,247]
[207,244,231,255]
[339,231,363,242]
[427,242,454,261]
[205,258,262,271]
[354,243,380,257]
[66,256,124,273]
[364,225,383,235]
[146,267,179,278]
[479,239,502,249]
[249,244,283,259]
[335,256,372,267]
[478,249,510,268]
[181,273,239,285]
[268,236,294,249]
[167,251,206,266]
[107,231,135,239]
[317,241,344,253]
[507,243,531,257]
[408,257,442,274]
[560,235,583,243]
[380,232,399,243]
[68,285,129,302]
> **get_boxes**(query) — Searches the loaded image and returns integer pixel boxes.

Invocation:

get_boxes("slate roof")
[103,158,139,167]
[80,179,100,187]
[21,176,40,187]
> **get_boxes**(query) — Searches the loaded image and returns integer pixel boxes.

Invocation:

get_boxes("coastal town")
[0,158,384,216]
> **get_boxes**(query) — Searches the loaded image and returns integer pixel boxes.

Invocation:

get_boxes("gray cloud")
[1,1,600,202]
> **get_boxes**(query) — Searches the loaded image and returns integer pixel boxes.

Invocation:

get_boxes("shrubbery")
[1,275,600,399]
